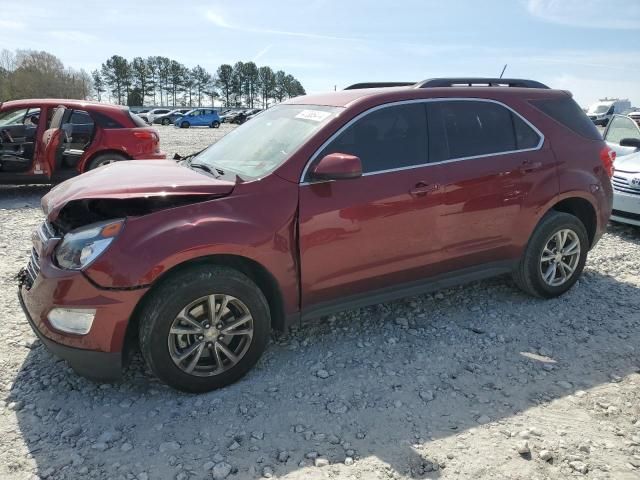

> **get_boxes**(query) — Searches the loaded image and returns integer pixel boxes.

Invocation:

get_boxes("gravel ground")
[1,125,640,480]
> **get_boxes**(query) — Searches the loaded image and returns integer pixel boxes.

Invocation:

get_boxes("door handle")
[519,160,543,173]
[410,182,440,197]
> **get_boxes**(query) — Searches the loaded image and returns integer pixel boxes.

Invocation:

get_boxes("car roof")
[0,98,128,112]
[284,85,568,108]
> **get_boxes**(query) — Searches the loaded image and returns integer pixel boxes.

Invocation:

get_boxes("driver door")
[40,106,67,178]
[604,114,640,157]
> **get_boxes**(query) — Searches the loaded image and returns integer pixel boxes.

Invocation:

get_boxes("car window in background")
[194,104,341,179]
[318,103,428,173]
[129,112,149,127]
[0,108,29,126]
[605,115,640,145]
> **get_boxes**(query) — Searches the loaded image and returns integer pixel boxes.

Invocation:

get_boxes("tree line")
[0,49,91,102]
[95,56,306,108]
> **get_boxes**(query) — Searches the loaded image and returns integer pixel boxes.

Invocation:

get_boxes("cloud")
[525,0,640,29]
[205,9,362,42]
[49,30,97,43]
[252,45,272,62]
[0,19,25,30]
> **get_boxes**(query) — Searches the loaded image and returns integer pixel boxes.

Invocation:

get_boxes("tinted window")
[317,103,427,173]
[513,114,540,149]
[531,97,602,141]
[605,115,640,144]
[429,101,519,161]
[70,110,93,125]
[92,111,125,129]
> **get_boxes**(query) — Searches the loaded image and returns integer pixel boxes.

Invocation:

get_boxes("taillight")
[133,130,157,141]
[599,146,615,177]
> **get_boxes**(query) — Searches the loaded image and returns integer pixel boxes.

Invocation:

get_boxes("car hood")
[43,160,236,221]
[614,151,640,173]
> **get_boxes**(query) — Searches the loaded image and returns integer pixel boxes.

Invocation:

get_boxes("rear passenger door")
[428,99,554,269]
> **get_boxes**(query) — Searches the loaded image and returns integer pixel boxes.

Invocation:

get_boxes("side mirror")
[311,153,362,181]
[620,138,640,150]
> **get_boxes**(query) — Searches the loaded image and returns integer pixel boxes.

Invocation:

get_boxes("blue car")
[175,109,221,129]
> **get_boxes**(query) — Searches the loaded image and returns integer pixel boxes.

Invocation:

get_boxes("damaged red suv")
[19,78,613,392]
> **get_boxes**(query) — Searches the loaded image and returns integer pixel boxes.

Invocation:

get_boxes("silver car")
[604,114,640,226]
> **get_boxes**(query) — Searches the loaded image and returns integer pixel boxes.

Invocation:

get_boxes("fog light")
[48,308,96,335]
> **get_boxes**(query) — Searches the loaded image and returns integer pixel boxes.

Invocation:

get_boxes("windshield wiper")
[190,162,219,177]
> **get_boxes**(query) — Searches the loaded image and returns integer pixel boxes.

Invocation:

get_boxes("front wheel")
[181,121,190,129]
[210,121,220,128]
[512,211,589,298]
[162,118,171,125]
[138,265,271,393]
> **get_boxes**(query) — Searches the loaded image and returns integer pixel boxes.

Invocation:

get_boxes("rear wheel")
[210,121,220,128]
[181,121,190,129]
[86,152,127,171]
[138,265,271,393]
[512,211,588,298]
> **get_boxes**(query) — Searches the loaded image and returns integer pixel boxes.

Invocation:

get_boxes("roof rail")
[415,78,549,89]
[344,82,416,90]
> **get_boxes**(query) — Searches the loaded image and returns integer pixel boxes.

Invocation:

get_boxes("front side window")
[316,103,428,174]
[428,100,534,161]
[605,115,640,145]
[192,104,341,179]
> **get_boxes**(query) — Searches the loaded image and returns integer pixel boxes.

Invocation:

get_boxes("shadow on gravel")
[8,228,640,479]
[0,185,51,210]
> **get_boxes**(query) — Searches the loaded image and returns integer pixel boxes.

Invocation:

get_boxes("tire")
[512,211,589,298]
[138,265,271,393]
[181,121,190,129]
[162,118,171,126]
[86,152,127,171]
[210,121,220,129]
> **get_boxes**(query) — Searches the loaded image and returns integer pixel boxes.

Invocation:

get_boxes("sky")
[1,0,639,107]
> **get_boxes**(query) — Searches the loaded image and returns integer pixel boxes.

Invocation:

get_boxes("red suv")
[0,99,164,184]
[18,78,613,392]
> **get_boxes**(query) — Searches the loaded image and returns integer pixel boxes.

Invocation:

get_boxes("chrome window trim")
[299,97,545,185]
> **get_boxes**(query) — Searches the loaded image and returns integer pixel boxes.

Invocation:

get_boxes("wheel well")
[551,197,597,246]
[83,149,131,172]
[124,254,286,357]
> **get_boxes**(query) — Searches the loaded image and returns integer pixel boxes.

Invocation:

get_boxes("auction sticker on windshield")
[295,109,332,122]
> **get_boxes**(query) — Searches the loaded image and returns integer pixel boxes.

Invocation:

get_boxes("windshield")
[192,104,342,178]
[589,104,610,114]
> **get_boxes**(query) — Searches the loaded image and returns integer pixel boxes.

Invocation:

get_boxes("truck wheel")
[86,153,127,170]
[138,265,271,393]
[181,121,190,129]
[210,121,220,129]
[512,211,588,298]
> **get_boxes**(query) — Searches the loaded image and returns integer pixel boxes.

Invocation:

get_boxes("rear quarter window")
[530,97,602,141]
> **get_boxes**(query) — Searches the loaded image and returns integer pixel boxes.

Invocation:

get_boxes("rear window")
[530,97,602,141]
[129,112,149,128]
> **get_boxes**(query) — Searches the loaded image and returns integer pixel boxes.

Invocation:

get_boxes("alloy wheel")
[168,294,254,376]
[539,229,581,287]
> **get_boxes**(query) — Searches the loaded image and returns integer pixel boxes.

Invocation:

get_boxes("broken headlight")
[55,219,124,270]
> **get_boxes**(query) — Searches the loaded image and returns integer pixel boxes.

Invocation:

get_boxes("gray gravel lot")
[1,125,640,479]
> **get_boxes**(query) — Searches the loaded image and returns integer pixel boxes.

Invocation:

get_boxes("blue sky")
[1,0,639,107]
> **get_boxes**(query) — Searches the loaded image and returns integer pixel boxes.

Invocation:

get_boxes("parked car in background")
[246,109,263,121]
[587,98,631,126]
[627,110,640,126]
[153,108,191,125]
[139,108,172,124]
[18,78,612,392]
[603,114,640,226]
[175,108,221,128]
[0,99,164,184]
[219,109,236,123]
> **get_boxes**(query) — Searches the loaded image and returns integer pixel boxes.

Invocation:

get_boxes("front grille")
[612,174,640,196]
[23,221,59,289]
